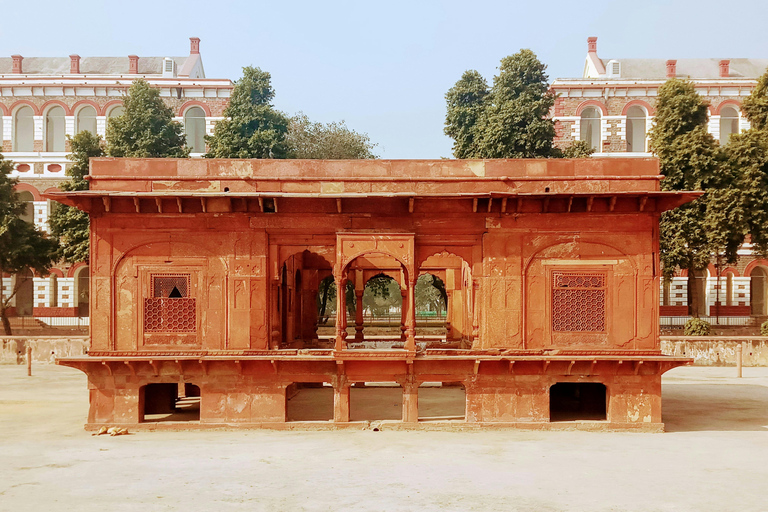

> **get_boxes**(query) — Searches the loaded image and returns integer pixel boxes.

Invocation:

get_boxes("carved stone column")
[405,278,416,352]
[354,289,364,342]
[400,288,407,341]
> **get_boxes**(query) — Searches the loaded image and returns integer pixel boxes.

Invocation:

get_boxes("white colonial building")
[551,38,768,327]
[0,38,232,325]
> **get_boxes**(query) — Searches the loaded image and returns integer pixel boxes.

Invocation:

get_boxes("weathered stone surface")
[47,158,695,430]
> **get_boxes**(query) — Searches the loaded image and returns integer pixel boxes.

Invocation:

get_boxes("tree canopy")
[106,79,189,158]
[649,79,740,315]
[48,131,104,263]
[205,67,290,158]
[723,68,768,255]
[286,113,377,159]
[444,50,560,159]
[0,155,59,334]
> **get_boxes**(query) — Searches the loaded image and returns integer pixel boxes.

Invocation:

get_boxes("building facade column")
[335,274,348,351]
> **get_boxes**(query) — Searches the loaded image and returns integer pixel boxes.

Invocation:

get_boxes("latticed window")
[552,272,606,333]
[144,274,196,333]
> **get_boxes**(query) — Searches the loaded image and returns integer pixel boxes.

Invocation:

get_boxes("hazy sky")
[4,0,768,158]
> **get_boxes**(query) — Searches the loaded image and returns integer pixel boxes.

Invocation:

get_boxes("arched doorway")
[750,266,768,316]
[279,249,334,348]
[414,273,447,336]
[360,273,403,343]
[184,106,206,153]
[17,191,34,224]
[580,107,601,152]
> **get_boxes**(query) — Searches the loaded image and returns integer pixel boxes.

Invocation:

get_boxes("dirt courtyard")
[1,365,767,512]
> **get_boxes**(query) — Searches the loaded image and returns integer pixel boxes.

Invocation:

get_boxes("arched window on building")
[719,106,739,145]
[626,106,647,152]
[45,106,66,152]
[725,271,734,307]
[580,107,601,152]
[17,191,34,224]
[14,106,34,152]
[76,106,98,135]
[184,106,206,153]
[107,105,125,119]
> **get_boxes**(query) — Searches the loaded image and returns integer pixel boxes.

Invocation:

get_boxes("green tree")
[723,68,768,255]
[0,155,59,334]
[444,70,489,159]
[205,67,290,158]
[649,79,735,317]
[742,68,768,131]
[444,50,558,158]
[48,131,104,263]
[106,79,189,158]
[415,274,447,315]
[561,140,596,158]
[286,113,377,159]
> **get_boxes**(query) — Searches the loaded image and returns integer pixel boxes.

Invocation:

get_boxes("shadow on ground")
[663,384,768,432]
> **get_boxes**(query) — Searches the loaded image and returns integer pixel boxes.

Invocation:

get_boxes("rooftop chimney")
[587,37,598,53]
[128,55,139,74]
[11,55,23,74]
[719,59,730,78]
[666,60,677,78]
[190,37,200,55]
[70,54,80,74]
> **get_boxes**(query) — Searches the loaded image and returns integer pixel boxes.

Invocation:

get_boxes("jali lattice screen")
[552,272,606,332]
[144,274,196,332]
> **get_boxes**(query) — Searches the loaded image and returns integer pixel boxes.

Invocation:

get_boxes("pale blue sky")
[4,0,768,158]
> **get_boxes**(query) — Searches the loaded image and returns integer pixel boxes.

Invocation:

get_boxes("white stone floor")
[1,364,767,512]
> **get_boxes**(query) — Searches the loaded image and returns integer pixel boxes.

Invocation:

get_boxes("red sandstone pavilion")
[48,157,698,431]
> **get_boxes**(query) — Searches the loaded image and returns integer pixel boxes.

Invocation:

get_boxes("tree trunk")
[319,285,329,324]
[688,270,699,318]
[0,303,11,336]
[0,265,11,335]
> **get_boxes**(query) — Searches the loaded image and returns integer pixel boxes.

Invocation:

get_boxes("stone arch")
[0,102,10,116]
[713,99,742,116]
[74,103,98,135]
[71,99,101,116]
[278,248,334,347]
[179,100,212,117]
[67,261,89,278]
[12,104,36,152]
[621,100,655,116]
[101,100,125,117]
[44,105,66,152]
[10,100,41,116]
[13,182,42,201]
[40,100,73,117]
[575,100,608,116]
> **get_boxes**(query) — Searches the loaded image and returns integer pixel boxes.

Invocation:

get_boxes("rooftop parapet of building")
[47,158,697,215]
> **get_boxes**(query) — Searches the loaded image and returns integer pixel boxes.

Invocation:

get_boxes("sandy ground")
[1,365,767,512]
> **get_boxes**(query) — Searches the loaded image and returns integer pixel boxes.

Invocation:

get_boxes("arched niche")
[524,240,639,350]
[112,241,227,352]
[277,248,334,348]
